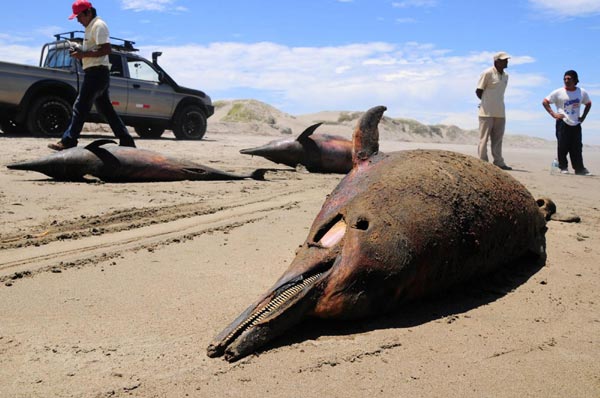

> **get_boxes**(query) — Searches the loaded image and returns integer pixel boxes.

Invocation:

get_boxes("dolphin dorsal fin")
[296,123,323,143]
[84,139,118,150]
[352,106,386,166]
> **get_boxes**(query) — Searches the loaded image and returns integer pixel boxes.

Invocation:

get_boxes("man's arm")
[580,102,592,122]
[475,88,483,100]
[542,98,564,120]
[71,43,111,60]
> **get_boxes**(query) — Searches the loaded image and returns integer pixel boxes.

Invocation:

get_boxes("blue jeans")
[61,66,134,147]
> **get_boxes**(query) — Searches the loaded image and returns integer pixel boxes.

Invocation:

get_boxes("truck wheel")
[172,104,207,140]
[134,126,165,139]
[26,95,72,137]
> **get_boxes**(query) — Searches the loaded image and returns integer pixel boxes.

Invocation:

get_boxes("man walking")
[49,0,135,151]
[476,52,511,170]
[542,70,592,176]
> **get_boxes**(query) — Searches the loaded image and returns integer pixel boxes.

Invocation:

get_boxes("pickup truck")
[0,31,214,140]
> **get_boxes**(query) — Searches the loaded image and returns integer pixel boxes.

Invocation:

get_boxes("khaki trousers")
[478,116,506,166]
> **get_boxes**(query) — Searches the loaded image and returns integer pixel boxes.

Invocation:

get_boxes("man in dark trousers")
[542,70,592,176]
[49,0,135,151]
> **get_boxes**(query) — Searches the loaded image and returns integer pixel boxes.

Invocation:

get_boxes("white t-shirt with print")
[545,87,591,126]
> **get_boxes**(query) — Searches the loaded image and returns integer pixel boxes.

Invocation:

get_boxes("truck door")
[124,58,174,118]
[107,53,128,115]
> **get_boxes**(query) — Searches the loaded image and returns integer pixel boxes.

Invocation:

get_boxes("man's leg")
[93,68,135,147]
[555,120,569,170]
[95,89,135,147]
[478,117,492,162]
[59,74,98,147]
[568,124,585,172]
[490,117,507,167]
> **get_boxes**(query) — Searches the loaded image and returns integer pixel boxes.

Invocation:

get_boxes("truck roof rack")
[52,31,139,52]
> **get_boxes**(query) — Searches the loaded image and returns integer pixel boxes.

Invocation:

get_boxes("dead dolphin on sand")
[208,105,557,362]
[7,140,267,182]
[240,123,353,173]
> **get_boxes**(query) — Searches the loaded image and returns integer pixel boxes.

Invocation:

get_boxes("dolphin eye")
[316,218,347,248]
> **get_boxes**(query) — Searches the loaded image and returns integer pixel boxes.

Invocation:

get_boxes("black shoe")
[497,164,512,171]
[48,141,74,151]
[575,168,592,176]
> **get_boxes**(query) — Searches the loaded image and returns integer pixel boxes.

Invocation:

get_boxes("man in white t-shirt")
[476,52,511,171]
[542,70,592,176]
[49,0,135,151]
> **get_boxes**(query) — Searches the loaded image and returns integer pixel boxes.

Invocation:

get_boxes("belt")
[84,65,109,71]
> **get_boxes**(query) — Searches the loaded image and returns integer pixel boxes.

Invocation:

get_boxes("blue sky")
[1,0,600,143]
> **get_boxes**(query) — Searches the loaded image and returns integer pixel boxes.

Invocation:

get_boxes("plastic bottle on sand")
[550,159,559,175]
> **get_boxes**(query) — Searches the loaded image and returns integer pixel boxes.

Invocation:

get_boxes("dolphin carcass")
[240,123,353,173]
[208,105,556,361]
[7,140,266,182]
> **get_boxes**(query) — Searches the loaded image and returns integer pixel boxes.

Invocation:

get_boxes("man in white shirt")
[476,52,511,170]
[49,0,135,151]
[542,70,592,176]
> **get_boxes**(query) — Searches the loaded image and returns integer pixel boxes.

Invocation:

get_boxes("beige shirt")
[82,17,110,70]
[477,66,508,118]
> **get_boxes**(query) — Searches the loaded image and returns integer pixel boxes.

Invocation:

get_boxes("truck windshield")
[44,47,74,70]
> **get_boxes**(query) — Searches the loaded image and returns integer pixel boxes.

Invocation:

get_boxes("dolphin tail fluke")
[536,197,580,223]
[250,168,268,180]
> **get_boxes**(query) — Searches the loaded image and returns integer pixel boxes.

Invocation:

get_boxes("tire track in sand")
[0,186,314,284]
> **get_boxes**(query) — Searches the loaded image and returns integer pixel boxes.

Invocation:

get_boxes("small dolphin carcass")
[7,140,267,182]
[208,106,556,361]
[240,123,353,173]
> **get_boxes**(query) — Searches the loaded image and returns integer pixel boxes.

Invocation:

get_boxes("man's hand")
[70,50,85,60]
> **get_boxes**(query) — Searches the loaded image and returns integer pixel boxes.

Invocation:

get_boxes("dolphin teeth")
[219,272,323,350]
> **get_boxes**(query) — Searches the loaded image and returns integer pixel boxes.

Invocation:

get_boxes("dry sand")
[1,123,599,397]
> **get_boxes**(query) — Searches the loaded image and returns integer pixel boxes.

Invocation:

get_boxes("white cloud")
[392,0,437,8]
[138,40,547,128]
[120,0,187,13]
[529,0,600,17]
[35,26,65,40]
[583,83,600,96]
[0,32,579,140]
[0,38,40,65]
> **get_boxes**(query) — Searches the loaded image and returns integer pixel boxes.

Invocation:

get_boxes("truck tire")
[172,104,207,140]
[134,125,165,139]
[26,95,72,137]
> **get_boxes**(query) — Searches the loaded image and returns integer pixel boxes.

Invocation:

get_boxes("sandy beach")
[1,118,599,397]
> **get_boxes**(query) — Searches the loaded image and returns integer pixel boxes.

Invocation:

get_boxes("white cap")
[494,51,511,61]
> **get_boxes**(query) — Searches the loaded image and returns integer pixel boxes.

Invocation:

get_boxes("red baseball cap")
[69,0,92,20]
